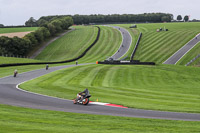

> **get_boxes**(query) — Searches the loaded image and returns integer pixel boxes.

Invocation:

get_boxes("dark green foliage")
[0,36,31,56]
[50,20,63,33]
[161,16,171,22]
[177,15,182,21]
[0,24,4,27]
[37,19,48,27]
[25,17,38,27]
[184,15,189,22]
[24,32,38,46]
[34,27,50,42]
[38,13,173,25]
[47,23,56,36]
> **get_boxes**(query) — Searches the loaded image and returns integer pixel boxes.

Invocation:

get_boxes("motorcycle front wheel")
[73,99,77,104]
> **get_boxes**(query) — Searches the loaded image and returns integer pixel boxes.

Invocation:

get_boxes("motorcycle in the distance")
[73,94,91,105]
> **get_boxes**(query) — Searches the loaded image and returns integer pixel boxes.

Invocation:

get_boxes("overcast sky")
[0,0,199,25]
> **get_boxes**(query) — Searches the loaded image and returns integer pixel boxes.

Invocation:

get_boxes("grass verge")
[0,104,199,133]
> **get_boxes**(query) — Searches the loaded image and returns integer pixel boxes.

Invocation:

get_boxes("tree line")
[176,15,189,22]
[35,13,173,25]
[0,16,73,57]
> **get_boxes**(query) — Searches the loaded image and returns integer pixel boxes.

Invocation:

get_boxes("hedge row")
[0,16,73,57]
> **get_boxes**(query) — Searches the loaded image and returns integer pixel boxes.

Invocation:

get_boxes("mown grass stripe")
[20,64,200,113]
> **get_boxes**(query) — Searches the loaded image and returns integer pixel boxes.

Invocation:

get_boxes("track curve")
[0,64,200,121]
[107,26,132,60]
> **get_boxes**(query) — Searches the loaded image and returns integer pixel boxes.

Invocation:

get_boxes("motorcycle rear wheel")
[82,98,89,105]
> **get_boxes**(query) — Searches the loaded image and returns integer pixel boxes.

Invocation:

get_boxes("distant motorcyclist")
[46,64,49,70]
[14,69,18,77]
[78,88,90,102]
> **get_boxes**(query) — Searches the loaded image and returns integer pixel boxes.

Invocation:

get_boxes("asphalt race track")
[107,26,132,60]
[0,27,200,121]
[0,63,200,121]
[163,33,200,64]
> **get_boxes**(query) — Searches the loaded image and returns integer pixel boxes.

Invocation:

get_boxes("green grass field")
[116,22,200,64]
[78,25,122,63]
[20,64,200,113]
[35,25,122,63]
[1,22,200,132]
[0,104,199,133]
[0,27,38,34]
[35,26,98,61]
[0,56,42,64]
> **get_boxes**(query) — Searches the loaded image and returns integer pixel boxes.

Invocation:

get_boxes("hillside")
[116,22,200,64]
[35,26,98,61]
[35,25,122,62]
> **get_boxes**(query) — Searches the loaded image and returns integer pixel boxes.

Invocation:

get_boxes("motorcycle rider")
[78,88,89,103]
[14,69,18,77]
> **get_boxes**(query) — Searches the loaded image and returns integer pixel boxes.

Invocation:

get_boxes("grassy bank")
[0,104,199,133]
[78,26,122,63]
[35,26,98,61]
[20,64,200,113]
[0,56,42,64]
[115,23,200,64]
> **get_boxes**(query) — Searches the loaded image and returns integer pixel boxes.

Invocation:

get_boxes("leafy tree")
[47,23,56,36]
[37,19,48,27]
[184,15,189,22]
[177,15,182,21]
[0,36,11,55]
[25,17,38,27]
[34,27,50,42]
[23,32,38,47]
[50,20,62,32]
[0,24,4,27]
[60,17,74,30]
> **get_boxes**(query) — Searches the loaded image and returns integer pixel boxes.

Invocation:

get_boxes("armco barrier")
[0,26,100,67]
[98,60,155,65]
[130,32,142,60]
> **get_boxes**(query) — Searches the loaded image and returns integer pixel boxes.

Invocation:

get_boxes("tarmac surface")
[163,33,200,64]
[107,26,132,60]
[0,63,200,121]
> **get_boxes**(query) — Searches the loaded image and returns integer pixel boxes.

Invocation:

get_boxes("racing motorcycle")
[73,94,91,105]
